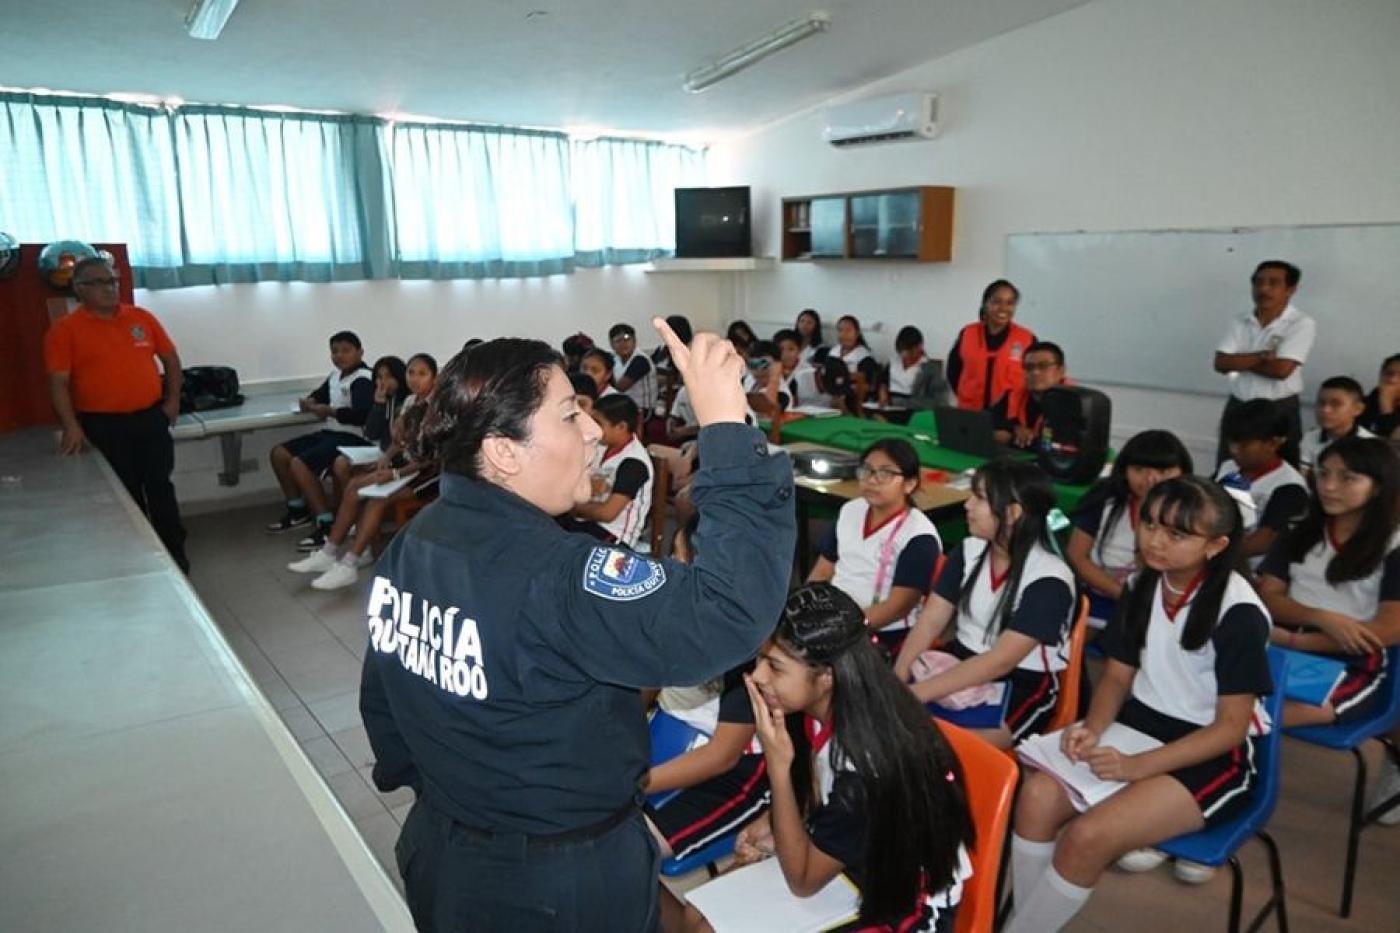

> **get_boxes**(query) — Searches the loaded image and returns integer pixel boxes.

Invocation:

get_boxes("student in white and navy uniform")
[580,347,621,399]
[569,394,652,548]
[833,315,876,381]
[886,325,929,400]
[796,308,829,363]
[609,323,657,411]
[1259,436,1400,727]
[1298,376,1375,477]
[643,516,772,863]
[1068,430,1194,628]
[894,460,1075,749]
[774,328,825,408]
[1005,477,1275,931]
[808,439,942,655]
[672,585,975,933]
[266,330,375,533]
[1217,398,1309,567]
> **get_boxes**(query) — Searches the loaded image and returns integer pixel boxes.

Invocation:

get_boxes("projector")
[790,450,860,481]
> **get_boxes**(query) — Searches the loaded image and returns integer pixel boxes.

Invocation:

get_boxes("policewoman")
[360,320,796,931]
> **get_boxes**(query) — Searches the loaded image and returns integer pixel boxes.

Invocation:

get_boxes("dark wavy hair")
[961,460,1058,641]
[1080,430,1194,566]
[1116,476,1243,653]
[1283,436,1398,584]
[398,401,437,464]
[796,309,824,349]
[776,584,974,924]
[371,356,410,407]
[407,352,439,377]
[420,339,562,480]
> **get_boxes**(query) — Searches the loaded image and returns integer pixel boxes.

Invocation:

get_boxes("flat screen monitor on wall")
[674,186,752,258]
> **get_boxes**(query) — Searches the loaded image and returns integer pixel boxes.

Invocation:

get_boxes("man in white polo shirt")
[1213,260,1316,466]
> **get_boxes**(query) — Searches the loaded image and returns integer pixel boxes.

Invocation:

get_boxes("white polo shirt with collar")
[1217,303,1317,400]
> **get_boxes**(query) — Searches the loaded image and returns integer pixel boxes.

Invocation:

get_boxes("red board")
[0,243,134,432]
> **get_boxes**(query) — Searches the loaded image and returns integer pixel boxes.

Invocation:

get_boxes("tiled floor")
[186,505,1400,931]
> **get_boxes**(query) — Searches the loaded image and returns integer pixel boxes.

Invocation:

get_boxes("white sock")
[338,552,358,568]
[1004,865,1093,933]
[319,542,338,558]
[1010,834,1057,912]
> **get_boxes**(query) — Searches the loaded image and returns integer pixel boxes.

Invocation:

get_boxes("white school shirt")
[1129,572,1274,734]
[888,352,926,396]
[946,538,1076,673]
[1260,529,1400,623]
[613,351,657,411]
[595,435,653,547]
[1215,458,1309,567]
[830,499,941,632]
[835,345,872,373]
[1299,425,1375,473]
[1089,499,1138,578]
[784,362,824,406]
[1216,304,1317,400]
[324,367,372,434]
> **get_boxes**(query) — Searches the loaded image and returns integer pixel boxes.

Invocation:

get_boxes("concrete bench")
[175,391,318,486]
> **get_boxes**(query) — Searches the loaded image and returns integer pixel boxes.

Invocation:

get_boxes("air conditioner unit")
[822,92,939,147]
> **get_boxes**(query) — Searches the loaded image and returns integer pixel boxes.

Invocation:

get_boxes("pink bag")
[909,650,1003,710]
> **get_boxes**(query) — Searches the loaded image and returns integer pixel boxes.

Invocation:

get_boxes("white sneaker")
[311,562,359,590]
[288,550,337,574]
[1367,755,1400,826]
[1173,860,1217,884]
[355,550,375,568]
[1116,848,1168,872]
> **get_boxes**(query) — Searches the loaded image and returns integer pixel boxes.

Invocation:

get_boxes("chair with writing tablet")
[1284,643,1400,918]
[934,720,1020,933]
[1155,647,1290,933]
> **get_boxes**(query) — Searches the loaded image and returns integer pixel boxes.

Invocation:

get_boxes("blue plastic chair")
[1284,643,1400,918]
[1156,647,1290,933]
[646,708,745,878]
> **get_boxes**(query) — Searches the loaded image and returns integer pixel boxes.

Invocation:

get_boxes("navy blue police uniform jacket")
[360,422,796,835]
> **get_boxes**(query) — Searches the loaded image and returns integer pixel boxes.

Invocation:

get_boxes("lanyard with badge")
[870,509,912,606]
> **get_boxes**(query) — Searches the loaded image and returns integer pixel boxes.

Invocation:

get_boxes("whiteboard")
[1005,224,1400,397]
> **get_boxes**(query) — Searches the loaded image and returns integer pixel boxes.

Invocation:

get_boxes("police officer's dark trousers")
[396,800,662,932]
[79,403,189,572]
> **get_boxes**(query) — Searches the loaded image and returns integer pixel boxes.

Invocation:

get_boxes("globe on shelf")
[0,232,20,280]
[38,239,98,289]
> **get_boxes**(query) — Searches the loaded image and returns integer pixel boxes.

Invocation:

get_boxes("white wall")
[143,266,733,507]
[708,0,1400,467]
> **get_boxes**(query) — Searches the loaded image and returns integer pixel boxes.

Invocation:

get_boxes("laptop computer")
[933,407,1021,459]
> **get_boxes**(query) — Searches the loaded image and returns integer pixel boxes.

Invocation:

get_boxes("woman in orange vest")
[946,279,1036,411]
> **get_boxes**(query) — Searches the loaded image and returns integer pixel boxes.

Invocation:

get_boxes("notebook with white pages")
[338,445,382,467]
[686,858,860,933]
[1016,723,1163,812]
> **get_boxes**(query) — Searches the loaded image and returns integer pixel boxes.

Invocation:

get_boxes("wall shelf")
[781,186,955,262]
[645,257,775,273]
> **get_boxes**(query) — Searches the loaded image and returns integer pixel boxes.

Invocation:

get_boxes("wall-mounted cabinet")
[781,186,954,262]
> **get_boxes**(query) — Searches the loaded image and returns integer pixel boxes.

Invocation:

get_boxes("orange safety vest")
[954,321,1034,410]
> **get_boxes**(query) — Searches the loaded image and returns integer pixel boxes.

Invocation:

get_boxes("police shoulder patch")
[582,547,666,602]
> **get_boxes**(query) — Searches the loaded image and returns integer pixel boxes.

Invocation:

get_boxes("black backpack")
[180,366,244,413]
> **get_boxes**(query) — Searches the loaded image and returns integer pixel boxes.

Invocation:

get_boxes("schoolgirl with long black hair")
[893,460,1076,749]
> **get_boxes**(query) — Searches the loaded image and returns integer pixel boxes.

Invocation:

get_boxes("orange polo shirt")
[44,304,176,414]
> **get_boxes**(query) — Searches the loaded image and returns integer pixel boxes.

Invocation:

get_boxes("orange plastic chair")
[936,719,1020,933]
[1045,595,1090,732]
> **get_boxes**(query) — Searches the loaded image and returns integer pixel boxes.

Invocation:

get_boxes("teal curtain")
[388,122,575,279]
[0,92,183,267]
[151,106,387,287]
[572,137,707,267]
[1,91,708,287]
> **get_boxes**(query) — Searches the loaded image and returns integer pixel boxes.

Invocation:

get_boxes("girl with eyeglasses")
[893,460,1075,749]
[1005,477,1273,926]
[806,439,942,653]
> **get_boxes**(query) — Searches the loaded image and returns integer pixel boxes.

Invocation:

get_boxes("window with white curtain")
[1,91,708,287]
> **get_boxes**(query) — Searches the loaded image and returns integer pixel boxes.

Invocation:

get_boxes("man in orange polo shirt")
[45,257,189,571]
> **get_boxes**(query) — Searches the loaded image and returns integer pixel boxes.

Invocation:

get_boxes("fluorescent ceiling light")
[186,0,241,40]
[684,12,831,94]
